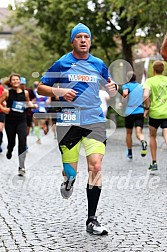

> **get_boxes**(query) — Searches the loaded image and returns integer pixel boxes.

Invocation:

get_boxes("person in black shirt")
[20,77,36,136]
[0,73,37,176]
[0,79,5,153]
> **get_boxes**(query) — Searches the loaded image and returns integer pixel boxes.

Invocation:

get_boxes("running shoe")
[141,140,147,157]
[126,150,133,161]
[60,179,75,199]
[6,151,12,159]
[127,154,133,160]
[148,163,158,171]
[0,146,2,153]
[86,216,108,235]
[18,167,26,176]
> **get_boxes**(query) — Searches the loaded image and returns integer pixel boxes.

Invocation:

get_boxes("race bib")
[56,108,80,126]
[12,101,25,113]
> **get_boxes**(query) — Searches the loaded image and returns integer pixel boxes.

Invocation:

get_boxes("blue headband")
[70,23,91,43]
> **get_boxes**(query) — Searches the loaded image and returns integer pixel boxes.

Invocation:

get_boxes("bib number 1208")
[57,108,80,126]
[60,113,76,121]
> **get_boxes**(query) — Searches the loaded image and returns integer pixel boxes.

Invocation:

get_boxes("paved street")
[0,123,167,252]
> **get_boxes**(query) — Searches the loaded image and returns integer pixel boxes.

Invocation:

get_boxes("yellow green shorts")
[60,137,105,163]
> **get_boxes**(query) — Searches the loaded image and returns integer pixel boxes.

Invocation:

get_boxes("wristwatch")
[144,106,150,110]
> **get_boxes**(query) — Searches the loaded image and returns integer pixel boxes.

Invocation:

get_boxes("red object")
[0,85,4,112]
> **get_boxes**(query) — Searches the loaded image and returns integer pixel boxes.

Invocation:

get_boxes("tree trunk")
[121,35,133,67]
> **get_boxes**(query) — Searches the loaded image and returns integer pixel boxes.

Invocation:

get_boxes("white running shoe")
[60,179,75,199]
[18,167,26,176]
[86,216,108,235]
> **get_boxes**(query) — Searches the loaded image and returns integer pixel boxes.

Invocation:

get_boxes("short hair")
[153,61,164,74]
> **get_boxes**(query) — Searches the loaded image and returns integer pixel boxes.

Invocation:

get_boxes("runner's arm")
[37,82,77,102]
[25,90,38,109]
[0,90,10,113]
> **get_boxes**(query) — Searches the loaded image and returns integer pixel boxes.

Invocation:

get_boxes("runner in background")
[122,71,147,160]
[47,95,61,139]
[0,79,5,153]
[33,81,50,144]
[20,77,36,136]
[0,73,37,176]
[143,61,167,172]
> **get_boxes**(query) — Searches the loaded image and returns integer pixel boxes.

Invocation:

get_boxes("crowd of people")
[0,23,167,236]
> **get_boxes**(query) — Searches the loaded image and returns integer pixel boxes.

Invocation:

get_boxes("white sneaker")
[18,167,25,176]
[86,216,108,235]
[60,179,75,199]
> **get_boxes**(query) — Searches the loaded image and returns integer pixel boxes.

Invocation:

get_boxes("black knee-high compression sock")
[128,148,132,156]
[86,184,101,222]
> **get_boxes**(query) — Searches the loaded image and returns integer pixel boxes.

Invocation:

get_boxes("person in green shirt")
[143,60,167,172]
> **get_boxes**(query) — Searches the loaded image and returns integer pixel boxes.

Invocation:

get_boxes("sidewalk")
[0,126,167,252]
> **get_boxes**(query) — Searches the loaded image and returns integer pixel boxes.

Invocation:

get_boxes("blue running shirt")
[41,52,110,125]
[122,81,144,116]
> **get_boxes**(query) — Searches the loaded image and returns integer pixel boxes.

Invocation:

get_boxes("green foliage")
[1,0,167,84]
[12,0,167,66]
[12,0,119,63]
[0,66,11,79]
[0,21,58,86]
[116,114,125,128]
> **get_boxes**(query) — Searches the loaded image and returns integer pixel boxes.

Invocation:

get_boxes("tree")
[13,0,118,65]
[94,0,167,65]
[0,21,59,85]
[9,0,167,66]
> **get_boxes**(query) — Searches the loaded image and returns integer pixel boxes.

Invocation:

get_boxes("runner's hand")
[3,107,10,114]
[105,77,118,96]
[144,110,149,118]
[63,89,77,102]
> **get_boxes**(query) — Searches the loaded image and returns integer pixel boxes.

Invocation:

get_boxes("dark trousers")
[5,120,27,168]
[0,131,3,145]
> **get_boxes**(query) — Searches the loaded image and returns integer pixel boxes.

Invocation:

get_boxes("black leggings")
[5,120,27,168]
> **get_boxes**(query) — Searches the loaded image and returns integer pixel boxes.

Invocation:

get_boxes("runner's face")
[10,76,21,89]
[72,33,91,57]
